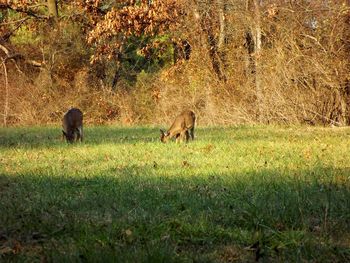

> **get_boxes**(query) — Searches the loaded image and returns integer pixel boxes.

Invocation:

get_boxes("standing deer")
[160,110,196,143]
[62,108,83,143]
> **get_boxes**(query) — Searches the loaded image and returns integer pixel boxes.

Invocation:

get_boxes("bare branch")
[0,43,10,57]
[0,43,42,66]
[0,17,30,25]
[1,16,31,41]
[0,4,49,20]
[1,59,9,126]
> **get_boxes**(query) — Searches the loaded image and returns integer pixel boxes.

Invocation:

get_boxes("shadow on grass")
[1,166,349,262]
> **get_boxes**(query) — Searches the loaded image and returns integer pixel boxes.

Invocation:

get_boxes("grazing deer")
[62,108,83,143]
[160,110,196,143]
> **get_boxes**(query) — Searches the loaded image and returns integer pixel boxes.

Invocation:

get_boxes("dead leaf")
[125,229,132,236]
[0,246,14,255]
[182,160,190,167]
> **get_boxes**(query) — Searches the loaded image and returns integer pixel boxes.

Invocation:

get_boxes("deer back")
[167,110,195,136]
[63,108,82,130]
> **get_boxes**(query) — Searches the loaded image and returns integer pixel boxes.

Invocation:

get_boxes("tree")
[0,0,60,125]
[197,0,227,81]
[83,0,183,62]
[252,0,263,122]
[47,0,58,18]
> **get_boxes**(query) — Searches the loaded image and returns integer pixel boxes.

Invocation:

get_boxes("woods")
[1,0,350,126]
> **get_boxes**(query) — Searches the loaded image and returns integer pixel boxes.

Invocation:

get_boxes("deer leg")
[74,128,80,142]
[185,130,190,142]
[190,127,194,140]
[178,131,187,143]
[79,126,83,142]
[175,133,181,143]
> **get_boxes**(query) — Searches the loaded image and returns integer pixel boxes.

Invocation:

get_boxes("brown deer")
[62,108,83,143]
[160,110,196,143]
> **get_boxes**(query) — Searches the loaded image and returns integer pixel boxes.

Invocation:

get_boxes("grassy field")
[0,125,350,262]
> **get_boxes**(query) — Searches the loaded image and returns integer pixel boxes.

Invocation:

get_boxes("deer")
[62,108,83,143]
[160,110,196,143]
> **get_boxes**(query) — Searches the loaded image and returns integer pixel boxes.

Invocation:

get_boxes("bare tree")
[253,0,263,122]
[246,0,263,122]
[217,0,226,50]
[199,0,227,81]
[47,0,58,19]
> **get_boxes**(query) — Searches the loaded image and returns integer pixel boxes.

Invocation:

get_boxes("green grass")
[0,125,350,262]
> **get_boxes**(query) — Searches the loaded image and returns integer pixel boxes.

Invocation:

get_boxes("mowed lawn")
[0,125,350,262]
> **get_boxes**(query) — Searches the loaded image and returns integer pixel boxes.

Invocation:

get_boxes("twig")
[1,16,30,41]
[1,5,48,20]
[2,58,9,127]
[0,43,42,67]
[301,34,327,53]
[0,17,30,26]
[288,98,343,126]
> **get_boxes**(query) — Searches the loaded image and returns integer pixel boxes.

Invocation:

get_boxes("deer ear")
[160,129,165,135]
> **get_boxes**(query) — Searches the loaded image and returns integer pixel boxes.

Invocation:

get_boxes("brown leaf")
[125,229,132,236]
[0,246,14,255]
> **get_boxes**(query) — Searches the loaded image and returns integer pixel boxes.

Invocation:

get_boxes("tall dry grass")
[1,1,349,127]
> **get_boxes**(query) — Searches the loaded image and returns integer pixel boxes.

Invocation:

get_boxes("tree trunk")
[246,0,264,122]
[47,0,58,18]
[344,1,350,125]
[199,0,227,82]
[217,0,226,50]
[217,0,228,78]
[337,1,350,125]
[339,89,347,125]
[253,0,263,123]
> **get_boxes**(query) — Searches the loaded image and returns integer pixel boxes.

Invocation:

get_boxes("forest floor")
[0,125,350,262]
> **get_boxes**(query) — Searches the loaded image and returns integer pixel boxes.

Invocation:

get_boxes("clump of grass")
[0,126,350,262]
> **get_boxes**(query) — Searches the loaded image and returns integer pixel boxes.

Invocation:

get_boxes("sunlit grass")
[0,125,350,262]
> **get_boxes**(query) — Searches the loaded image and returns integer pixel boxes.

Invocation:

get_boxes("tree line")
[0,0,349,126]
